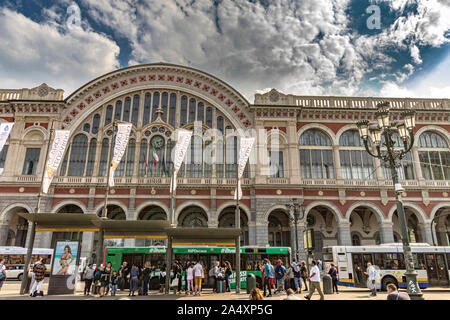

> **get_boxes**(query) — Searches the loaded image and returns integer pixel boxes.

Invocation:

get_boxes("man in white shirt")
[304,260,324,300]
[365,262,377,296]
[193,260,203,296]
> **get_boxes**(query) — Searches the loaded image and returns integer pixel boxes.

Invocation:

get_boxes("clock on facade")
[269,90,279,102]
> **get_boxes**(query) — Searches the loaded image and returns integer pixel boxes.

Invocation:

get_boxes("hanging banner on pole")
[42,130,70,194]
[171,129,192,193]
[0,122,14,154]
[234,137,255,200]
[109,123,132,187]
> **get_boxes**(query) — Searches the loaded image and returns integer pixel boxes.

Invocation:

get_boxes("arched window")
[98,138,109,176]
[352,234,361,246]
[418,131,450,180]
[126,139,135,176]
[83,123,90,133]
[123,97,131,122]
[206,107,213,128]
[138,139,148,176]
[151,92,160,122]
[67,134,88,176]
[180,95,187,127]
[225,127,237,178]
[168,93,176,127]
[197,102,204,123]
[188,98,196,123]
[299,129,334,179]
[381,132,415,180]
[339,130,374,179]
[92,114,100,134]
[143,93,151,126]
[161,92,168,123]
[131,94,140,126]
[85,138,97,176]
[114,100,122,121]
[104,105,113,126]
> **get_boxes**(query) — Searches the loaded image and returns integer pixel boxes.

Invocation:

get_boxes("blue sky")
[0,0,448,101]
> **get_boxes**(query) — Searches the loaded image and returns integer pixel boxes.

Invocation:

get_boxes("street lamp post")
[286,198,305,262]
[356,102,423,300]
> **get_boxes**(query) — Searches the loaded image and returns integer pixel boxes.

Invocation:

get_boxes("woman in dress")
[99,262,112,297]
[56,245,74,275]
[129,263,139,296]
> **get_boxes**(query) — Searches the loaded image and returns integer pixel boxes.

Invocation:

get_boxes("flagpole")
[20,120,54,294]
[166,171,175,294]
[96,121,116,266]
[235,143,241,294]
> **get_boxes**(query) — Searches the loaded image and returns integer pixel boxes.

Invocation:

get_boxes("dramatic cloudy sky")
[0,0,449,101]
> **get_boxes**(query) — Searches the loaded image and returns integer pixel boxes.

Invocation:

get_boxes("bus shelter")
[164,227,241,293]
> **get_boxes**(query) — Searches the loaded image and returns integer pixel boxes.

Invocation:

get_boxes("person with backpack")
[274,259,286,294]
[0,258,6,292]
[30,258,46,297]
[292,259,302,293]
[328,262,339,294]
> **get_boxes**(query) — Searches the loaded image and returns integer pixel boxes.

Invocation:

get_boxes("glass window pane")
[122,97,131,122]
[92,114,100,135]
[161,92,168,123]
[311,149,323,178]
[418,151,432,180]
[105,105,113,126]
[180,95,187,127]
[98,138,109,177]
[206,107,213,128]
[0,145,8,174]
[138,139,148,177]
[169,93,176,127]
[151,92,160,122]
[114,100,122,121]
[339,150,351,179]
[85,138,97,176]
[300,149,311,179]
[197,102,204,123]
[430,151,443,180]
[126,139,135,176]
[323,150,334,179]
[131,95,140,127]
[68,134,88,176]
[188,98,196,123]
[22,148,40,175]
[143,93,151,126]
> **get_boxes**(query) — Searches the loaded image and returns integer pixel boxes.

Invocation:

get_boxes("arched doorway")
[348,206,380,245]
[178,206,208,227]
[2,206,29,247]
[137,205,167,246]
[306,205,339,260]
[392,208,423,243]
[51,204,84,249]
[97,205,126,220]
[218,206,249,246]
[267,210,291,247]
[434,208,450,246]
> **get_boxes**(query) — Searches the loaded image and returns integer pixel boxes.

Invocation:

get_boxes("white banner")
[42,130,70,194]
[109,123,132,187]
[0,122,14,154]
[171,129,193,192]
[234,137,255,200]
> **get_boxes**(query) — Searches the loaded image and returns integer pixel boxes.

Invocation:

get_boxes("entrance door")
[352,253,367,287]
[425,253,449,286]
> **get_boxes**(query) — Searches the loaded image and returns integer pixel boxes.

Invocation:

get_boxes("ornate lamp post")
[286,198,305,262]
[356,102,423,300]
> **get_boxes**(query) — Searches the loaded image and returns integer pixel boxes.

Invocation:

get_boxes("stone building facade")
[0,63,449,261]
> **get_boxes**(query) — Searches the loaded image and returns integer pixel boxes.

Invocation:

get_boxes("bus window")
[397,254,405,269]
[374,253,384,269]
[447,254,450,270]
[413,253,426,270]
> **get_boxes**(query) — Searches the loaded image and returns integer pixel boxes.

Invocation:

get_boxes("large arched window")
[299,129,334,179]
[67,134,88,176]
[339,130,374,179]
[131,94,140,126]
[85,138,97,176]
[418,131,450,180]
[381,133,415,180]
[143,93,151,126]
[98,138,109,176]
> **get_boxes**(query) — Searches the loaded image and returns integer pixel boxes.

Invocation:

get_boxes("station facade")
[0,63,449,261]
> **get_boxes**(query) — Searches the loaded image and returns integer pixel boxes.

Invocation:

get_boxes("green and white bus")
[103,246,291,289]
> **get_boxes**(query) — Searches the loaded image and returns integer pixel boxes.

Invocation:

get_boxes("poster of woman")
[52,241,78,276]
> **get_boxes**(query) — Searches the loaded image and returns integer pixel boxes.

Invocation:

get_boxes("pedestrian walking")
[193,260,203,296]
[83,263,95,295]
[99,262,112,297]
[129,263,139,296]
[224,261,232,292]
[142,261,151,296]
[292,259,302,293]
[30,258,46,297]
[28,257,43,295]
[364,262,377,297]
[274,259,286,294]
[249,287,264,300]
[186,263,194,295]
[0,258,6,292]
[300,261,308,291]
[284,288,301,300]
[328,262,339,294]
[110,271,119,296]
[386,283,410,300]
[304,260,324,300]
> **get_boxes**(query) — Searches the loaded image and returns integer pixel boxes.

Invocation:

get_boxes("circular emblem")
[69,188,75,194]
[230,190,235,196]
[318,191,323,196]
[19,187,24,193]
[110,189,115,194]
[403,192,407,197]
[276,189,282,195]
[151,135,165,149]
[190,190,197,195]
[360,191,366,197]
[269,90,279,102]
[151,188,156,195]
[443,192,448,197]
[37,84,49,97]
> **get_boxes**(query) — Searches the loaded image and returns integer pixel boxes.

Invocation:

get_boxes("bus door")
[122,253,144,268]
[351,253,367,287]
[425,253,449,286]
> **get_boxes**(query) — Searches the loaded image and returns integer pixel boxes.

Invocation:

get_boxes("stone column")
[255,222,269,246]
[337,221,352,245]
[436,225,449,246]
[379,222,395,243]
[80,232,95,263]
[332,146,342,180]
[255,120,268,183]
[0,224,9,246]
[287,121,301,184]
[419,222,433,245]
[411,146,423,180]
[35,231,52,248]
[247,221,257,246]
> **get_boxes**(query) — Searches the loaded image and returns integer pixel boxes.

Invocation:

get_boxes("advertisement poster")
[52,241,79,276]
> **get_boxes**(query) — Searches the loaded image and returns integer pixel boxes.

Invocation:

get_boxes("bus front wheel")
[18,273,23,281]
[381,276,397,291]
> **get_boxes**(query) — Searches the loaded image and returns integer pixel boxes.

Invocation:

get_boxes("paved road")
[1,280,449,300]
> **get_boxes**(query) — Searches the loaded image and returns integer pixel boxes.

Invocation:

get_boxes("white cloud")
[0,7,120,96]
